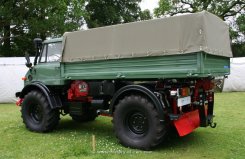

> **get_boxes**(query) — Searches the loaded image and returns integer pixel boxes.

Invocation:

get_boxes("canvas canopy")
[62,11,232,62]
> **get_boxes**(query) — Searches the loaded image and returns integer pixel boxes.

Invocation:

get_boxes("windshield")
[40,42,62,63]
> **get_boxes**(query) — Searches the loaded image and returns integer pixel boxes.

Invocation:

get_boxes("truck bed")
[61,52,230,80]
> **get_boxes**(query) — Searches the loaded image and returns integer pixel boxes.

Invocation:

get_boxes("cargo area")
[61,52,230,80]
[60,11,231,80]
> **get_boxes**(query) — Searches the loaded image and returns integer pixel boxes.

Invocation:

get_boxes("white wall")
[0,57,29,103]
[223,57,245,92]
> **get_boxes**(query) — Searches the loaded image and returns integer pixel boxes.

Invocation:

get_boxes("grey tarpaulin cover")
[62,11,232,62]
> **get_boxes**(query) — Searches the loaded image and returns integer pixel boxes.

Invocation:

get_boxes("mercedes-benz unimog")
[16,11,232,150]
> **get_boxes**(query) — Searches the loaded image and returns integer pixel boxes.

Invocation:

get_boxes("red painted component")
[173,110,200,136]
[68,81,89,101]
[99,113,112,117]
[181,87,189,96]
[16,98,23,106]
[204,104,208,116]
[193,79,214,104]
[194,79,214,96]
[172,97,178,114]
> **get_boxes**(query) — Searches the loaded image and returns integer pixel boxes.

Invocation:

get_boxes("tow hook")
[208,116,217,128]
[209,122,217,128]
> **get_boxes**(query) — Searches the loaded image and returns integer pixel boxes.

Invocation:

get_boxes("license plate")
[177,96,191,107]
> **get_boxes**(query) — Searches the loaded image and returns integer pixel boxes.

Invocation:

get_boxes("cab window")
[40,42,62,63]
[40,44,47,63]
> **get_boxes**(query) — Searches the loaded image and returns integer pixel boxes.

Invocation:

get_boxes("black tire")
[21,91,60,132]
[70,108,97,122]
[113,95,166,150]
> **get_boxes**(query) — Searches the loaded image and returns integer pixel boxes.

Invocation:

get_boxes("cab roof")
[43,38,62,44]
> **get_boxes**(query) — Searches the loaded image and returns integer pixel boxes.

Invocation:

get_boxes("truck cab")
[24,38,63,86]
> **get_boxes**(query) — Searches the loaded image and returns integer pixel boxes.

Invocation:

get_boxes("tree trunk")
[3,24,11,52]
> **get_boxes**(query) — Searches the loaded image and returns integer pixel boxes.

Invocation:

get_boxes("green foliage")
[85,0,151,28]
[154,0,244,19]
[139,9,152,21]
[154,0,171,17]
[0,0,151,57]
[0,0,85,57]
[237,14,245,36]
[232,43,245,57]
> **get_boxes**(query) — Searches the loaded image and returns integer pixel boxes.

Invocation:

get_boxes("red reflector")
[181,87,189,96]
[16,98,24,106]
[173,110,200,136]
[22,77,27,81]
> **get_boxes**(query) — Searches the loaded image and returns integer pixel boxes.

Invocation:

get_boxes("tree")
[237,14,245,40]
[85,0,151,28]
[154,0,245,57]
[0,0,85,57]
[154,0,244,20]
[0,0,151,57]
[233,15,245,57]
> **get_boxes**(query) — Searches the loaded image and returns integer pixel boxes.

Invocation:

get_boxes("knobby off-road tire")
[21,91,60,132]
[113,95,167,150]
[70,108,97,122]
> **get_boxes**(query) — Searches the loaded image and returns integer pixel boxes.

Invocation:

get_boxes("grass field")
[0,92,245,159]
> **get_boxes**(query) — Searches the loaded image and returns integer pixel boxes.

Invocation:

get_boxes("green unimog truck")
[16,11,232,150]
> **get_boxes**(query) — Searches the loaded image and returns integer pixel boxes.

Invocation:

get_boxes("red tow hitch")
[16,98,23,106]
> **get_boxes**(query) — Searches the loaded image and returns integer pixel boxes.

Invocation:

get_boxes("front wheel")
[113,95,166,150]
[21,91,60,132]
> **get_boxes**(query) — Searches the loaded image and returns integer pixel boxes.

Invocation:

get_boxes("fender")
[17,82,62,109]
[109,85,165,121]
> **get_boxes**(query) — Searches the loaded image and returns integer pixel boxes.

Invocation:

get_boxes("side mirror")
[25,53,32,68]
[34,38,42,50]
[33,38,42,65]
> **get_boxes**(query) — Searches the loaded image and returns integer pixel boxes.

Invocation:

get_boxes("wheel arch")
[109,85,165,121]
[19,82,62,109]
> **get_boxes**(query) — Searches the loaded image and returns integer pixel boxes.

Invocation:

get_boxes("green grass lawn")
[0,92,245,159]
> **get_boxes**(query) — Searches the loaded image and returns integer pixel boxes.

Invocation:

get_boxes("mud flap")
[173,110,200,136]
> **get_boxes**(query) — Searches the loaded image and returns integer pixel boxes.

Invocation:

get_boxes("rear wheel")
[113,95,166,150]
[21,91,60,132]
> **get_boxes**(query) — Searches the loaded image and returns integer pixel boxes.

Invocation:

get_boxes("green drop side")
[61,52,230,81]
[24,52,229,86]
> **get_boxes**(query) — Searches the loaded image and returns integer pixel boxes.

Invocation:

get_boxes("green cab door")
[34,42,63,85]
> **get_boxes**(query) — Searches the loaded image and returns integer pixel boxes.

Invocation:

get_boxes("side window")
[47,43,62,62]
[39,42,62,63]
[40,44,47,63]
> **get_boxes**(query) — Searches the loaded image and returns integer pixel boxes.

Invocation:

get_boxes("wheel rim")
[127,111,148,135]
[29,103,43,123]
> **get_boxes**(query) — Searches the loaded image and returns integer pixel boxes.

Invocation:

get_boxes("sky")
[140,0,160,14]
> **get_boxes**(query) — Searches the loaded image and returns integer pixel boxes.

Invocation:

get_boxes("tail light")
[181,87,190,97]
